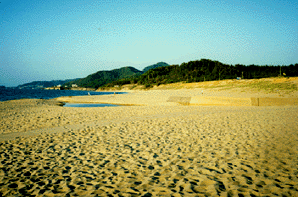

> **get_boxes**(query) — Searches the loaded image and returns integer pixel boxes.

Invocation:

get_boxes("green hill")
[142,62,169,73]
[63,67,142,88]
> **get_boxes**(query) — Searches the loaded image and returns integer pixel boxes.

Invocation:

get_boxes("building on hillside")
[72,84,78,88]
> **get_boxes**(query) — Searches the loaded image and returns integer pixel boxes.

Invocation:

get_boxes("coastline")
[0,86,298,196]
[0,88,122,102]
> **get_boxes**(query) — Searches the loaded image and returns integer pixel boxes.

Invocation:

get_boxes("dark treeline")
[103,59,298,88]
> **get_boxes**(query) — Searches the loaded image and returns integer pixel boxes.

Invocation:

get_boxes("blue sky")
[1,0,297,87]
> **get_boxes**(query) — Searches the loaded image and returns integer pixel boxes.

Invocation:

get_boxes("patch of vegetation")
[144,83,153,89]
[241,81,298,93]
[129,85,137,90]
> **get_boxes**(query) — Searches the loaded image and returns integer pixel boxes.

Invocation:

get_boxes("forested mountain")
[63,62,171,88]
[21,59,297,90]
[142,62,169,73]
[17,79,79,89]
[103,59,298,88]
[63,67,143,88]
[17,62,170,89]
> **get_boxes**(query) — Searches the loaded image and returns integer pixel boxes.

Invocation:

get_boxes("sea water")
[0,88,125,102]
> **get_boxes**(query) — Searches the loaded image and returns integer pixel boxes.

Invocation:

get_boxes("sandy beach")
[1,85,298,196]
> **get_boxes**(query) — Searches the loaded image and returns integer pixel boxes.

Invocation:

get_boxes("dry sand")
[1,87,298,196]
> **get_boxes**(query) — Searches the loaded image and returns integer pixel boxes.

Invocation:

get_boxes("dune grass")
[241,81,298,93]
[102,77,298,95]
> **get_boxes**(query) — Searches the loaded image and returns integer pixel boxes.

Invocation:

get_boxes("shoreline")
[0,89,127,103]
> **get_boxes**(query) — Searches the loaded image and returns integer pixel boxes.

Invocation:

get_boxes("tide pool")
[63,103,120,107]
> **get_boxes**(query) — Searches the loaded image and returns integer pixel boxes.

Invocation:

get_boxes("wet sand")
[0,90,298,196]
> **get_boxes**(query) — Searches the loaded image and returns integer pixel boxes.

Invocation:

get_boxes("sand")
[0,88,298,196]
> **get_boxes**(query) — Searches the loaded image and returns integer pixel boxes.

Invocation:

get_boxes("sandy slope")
[105,77,298,98]
[0,86,298,196]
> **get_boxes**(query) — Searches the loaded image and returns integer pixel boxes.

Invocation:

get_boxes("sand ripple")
[1,104,297,196]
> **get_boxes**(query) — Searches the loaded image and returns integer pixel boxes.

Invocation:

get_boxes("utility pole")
[280,66,281,76]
